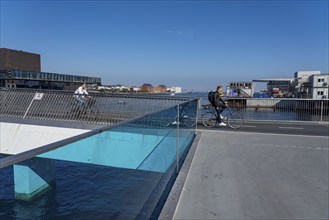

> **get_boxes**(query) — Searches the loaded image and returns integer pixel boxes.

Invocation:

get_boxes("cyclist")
[213,85,227,126]
[74,83,91,108]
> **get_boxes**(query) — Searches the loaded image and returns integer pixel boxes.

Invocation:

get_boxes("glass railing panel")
[34,106,178,173]
[0,101,196,219]
[178,100,197,165]
[136,106,178,173]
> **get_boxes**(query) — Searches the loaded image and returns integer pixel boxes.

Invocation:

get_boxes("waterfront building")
[309,74,329,99]
[109,84,130,92]
[140,84,180,93]
[96,85,182,94]
[0,48,101,89]
[0,48,40,72]
[226,81,254,97]
[168,86,182,93]
[0,70,101,89]
[97,85,131,92]
[252,78,294,98]
[97,85,112,92]
[153,85,167,93]
[292,71,322,98]
[140,83,153,93]
[130,86,141,92]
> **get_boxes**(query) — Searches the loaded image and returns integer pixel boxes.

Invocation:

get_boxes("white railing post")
[23,92,38,119]
[176,104,180,174]
[195,99,199,134]
[320,100,324,122]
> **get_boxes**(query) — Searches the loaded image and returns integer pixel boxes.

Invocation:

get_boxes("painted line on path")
[279,127,304,130]
[198,128,329,138]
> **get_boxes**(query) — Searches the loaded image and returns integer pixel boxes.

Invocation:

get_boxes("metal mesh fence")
[0,88,192,124]
[199,97,329,122]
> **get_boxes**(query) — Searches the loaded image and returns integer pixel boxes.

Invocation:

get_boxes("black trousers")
[216,106,226,123]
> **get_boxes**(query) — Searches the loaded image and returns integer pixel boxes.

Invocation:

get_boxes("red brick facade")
[0,48,41,72]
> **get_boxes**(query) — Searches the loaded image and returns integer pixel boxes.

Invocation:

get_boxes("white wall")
[310,75,329,99]
[169,87,182,93]
[0,122,89,155]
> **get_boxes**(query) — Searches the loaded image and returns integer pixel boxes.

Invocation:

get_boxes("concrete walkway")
[163,130,329,220]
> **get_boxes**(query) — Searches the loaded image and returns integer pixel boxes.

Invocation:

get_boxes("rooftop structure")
[294,71,321,79]
[252,78,295,90]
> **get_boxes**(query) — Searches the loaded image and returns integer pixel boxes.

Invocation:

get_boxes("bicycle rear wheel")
[227,113,244,129]
[202,112,217,128]
[182,112,196,127]
[159,111,174,127]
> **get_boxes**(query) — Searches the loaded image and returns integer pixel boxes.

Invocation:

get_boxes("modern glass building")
[0,70,101,90]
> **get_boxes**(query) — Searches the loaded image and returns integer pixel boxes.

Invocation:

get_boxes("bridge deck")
[161,129,329,219]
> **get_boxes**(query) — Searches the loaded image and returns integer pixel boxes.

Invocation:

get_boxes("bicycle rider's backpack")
[208,91,215,106]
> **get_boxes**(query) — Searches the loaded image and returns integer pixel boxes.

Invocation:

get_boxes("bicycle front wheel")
[227,113,244,129]
[202,112,217,128]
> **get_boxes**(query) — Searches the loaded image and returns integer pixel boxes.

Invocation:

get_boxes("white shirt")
[75,86,88,95]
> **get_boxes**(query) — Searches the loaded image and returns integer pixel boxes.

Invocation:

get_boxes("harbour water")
[0,155,168,219]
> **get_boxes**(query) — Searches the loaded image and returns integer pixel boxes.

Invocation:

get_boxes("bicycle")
[160,104,197,127]
[201,104,244,129]
[66,95,99,121]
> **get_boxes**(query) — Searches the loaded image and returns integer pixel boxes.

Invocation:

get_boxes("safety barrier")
[200,97,329,122]
[0,96,198,219]
[0,88,192,124]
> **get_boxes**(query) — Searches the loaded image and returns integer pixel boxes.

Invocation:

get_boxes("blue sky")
[1,0,328,91]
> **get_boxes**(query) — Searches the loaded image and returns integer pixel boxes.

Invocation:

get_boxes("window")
[318,78,324,82]
[317,91,324,95]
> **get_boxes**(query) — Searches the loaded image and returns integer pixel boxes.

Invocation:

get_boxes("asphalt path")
[169,131,329,220]
[197,121,329,137]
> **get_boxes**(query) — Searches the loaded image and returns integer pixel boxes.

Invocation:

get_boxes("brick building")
[0,48,101,89]
[140,83,153,93]
[153,85,167,93]
[0,48,41,72]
